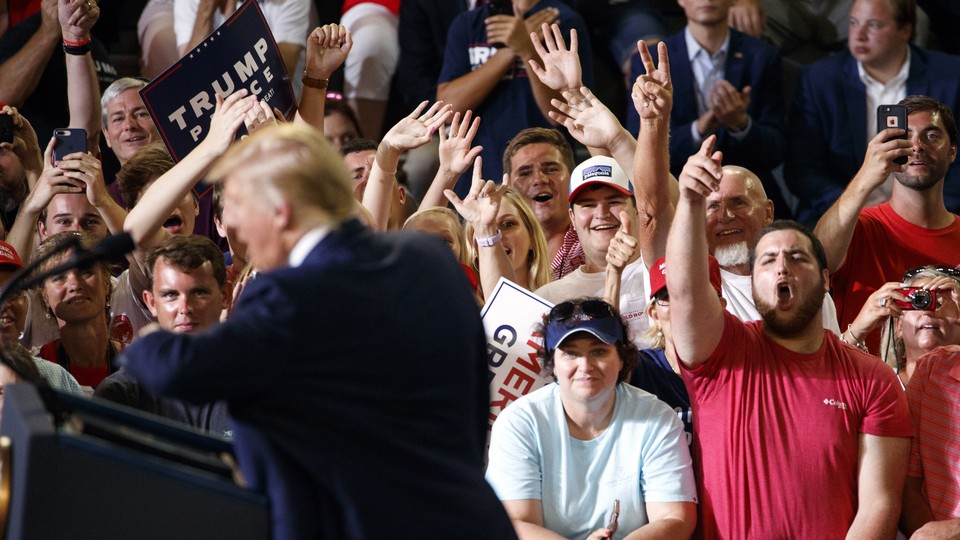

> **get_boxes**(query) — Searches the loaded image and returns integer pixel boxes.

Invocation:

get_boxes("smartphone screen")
[876,104,908,165]
[0,115,13,145]
[52,128,88,164]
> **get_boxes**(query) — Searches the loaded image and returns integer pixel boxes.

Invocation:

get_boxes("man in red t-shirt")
[815,95,960,352]
[667,134,913,538]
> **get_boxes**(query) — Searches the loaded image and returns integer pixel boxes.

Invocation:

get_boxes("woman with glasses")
[842,264,960,388]
[486,297,697,540]
[630,256,725,444]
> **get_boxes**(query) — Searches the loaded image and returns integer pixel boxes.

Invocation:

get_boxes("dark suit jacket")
[628,29,789,217]
[396,0,466,109]
[122,219,516,540]
[786,46,960,225]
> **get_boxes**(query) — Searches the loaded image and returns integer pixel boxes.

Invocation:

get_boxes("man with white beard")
[705,165,840,333]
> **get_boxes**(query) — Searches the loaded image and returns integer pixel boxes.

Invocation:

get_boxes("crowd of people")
[0,0,958,538]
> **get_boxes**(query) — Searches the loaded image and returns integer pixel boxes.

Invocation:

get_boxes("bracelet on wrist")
[63,37,92,56]
[475,230,502,248]
[302,74,329,90]
[840,324,869,353]
[62,37,91,47]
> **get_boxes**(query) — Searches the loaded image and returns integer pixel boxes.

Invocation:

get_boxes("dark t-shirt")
[630,348,692,445]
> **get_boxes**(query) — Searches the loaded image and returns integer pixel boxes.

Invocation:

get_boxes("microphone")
[58,231,136,272]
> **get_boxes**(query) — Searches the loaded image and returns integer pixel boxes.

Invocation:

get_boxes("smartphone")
[877,104,908,165]
[488,0,512,16]
[52,128,87,164]
[0,115,13,145]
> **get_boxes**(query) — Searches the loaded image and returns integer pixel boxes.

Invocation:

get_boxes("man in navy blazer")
[119,124,517,540]
[786,0,960,225]
[627,0,789,219]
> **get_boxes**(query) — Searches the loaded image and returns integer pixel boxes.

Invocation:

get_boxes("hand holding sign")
[307,23,352,79]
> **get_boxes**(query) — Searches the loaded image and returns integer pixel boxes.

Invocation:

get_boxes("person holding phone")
[486,298,697,540]
[815,95,960,353]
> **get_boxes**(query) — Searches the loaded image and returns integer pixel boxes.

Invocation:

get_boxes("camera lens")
[909,289,933,310]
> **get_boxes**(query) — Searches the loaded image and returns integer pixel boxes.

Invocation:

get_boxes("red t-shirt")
[831,203,960,351]
[906,345,960,521]
[7,0,41,27]
[681,311,913,538]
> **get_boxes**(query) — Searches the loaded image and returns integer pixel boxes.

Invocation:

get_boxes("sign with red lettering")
[481,279,554,439]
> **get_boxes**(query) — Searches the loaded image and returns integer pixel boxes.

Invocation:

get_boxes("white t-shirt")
[720,268,841,335]
[486,383,697,540]
[535,258,651,348]
[174,0,312,95]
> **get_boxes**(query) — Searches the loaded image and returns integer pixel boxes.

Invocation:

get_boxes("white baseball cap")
[568,156,633,203]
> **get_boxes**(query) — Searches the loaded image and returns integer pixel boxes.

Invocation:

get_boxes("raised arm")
[814,127,910,272]
[446,159,518,298]
[59,0,101,151]
[57,149,126,233]
[549,87,636,167]
[6,138,84,259]
[603,211,636,310]
[0,0,60,106]
[420,110,482,210]
[364,101,451,231]
[1,106,44,190]
[124,90,254,248]
[296,24,351,130]
[631,40,678,267]
[728,0,765,38]
[665,136,726,367]
[846,433,910,539]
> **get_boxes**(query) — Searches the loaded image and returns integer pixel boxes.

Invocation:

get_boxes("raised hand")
[305,24,352,79]
[243,99,281,135]
[58,0,99,42]
[201,90,257,155]
[21,138,85,215]
[438,110,483,177]
[606,210,638,273]
[709,81,750,131]
[382,100,452,153]
[847,282,909,347]
[728,0,765,39]
[632,40,673,122]
[678,135,723,200]
[528,24,581,92]
[57,150,112,208]
[549,87,624,149]
[0,106,42,176]
[857,127,911,190]
[444,156,502,235]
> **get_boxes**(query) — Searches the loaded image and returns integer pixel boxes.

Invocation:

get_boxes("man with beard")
[705,165,839,333]
[665,134,913,538]
[815,95,960,352]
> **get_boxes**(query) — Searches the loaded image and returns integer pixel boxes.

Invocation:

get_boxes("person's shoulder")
[729,28,779,57]
[533,269,586,301]
[498,383,557,422]
[800,49,854,80]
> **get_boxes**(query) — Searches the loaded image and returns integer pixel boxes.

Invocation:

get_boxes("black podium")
[0,385,269,539]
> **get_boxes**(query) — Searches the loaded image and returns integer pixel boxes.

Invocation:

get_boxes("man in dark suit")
[119,124,517,540]
[786,0,960,225]
[627,0,789,218]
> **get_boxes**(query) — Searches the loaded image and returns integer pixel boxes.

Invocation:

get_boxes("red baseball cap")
[0,241,22,271]
[649,255,722,299]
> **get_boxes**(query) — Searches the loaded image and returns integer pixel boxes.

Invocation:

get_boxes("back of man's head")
[502,128,575,177]
[116,143,174,208]
[901,95,958,146]
[208,123,355,227]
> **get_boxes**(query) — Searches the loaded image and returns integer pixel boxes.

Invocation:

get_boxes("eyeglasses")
[547,299,616,326]
[653,293,669,307]
[902,264,960,281]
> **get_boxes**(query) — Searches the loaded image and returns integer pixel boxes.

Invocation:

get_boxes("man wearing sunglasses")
[816,95,960,352]
[665,134,913,538]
